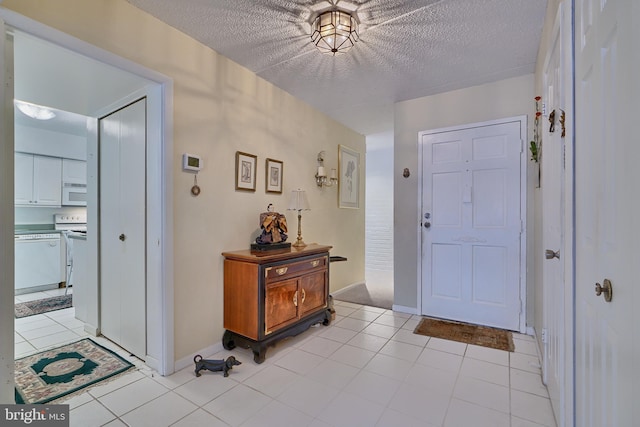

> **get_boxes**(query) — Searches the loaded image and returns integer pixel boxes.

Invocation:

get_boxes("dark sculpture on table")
[255,204,288,245]
[193,355,241,377]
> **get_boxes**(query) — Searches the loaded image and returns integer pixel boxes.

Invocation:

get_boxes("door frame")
[417,115,528,333]
[0,8,175,375]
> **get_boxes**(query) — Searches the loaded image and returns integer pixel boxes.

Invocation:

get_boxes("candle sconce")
[315,151,338,188]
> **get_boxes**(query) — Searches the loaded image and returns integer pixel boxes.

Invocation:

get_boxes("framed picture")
[235,151,257,191]
[338,144,360,209]
[265,158,283,194]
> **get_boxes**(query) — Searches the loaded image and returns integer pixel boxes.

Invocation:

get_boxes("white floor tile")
[29,330,81,349]
[346,332,389,352]
[373,314,408,328]
[416,347,463,373]
[376,407,438,427]
[318,325,359,343]
[14,332,25,344]
[276,376,336,417]
[305,358,360,389]
[173,375,237,407]
[453,376,510,414]
[243,364,301,398]
[274,348,325,375]
[171,409,227,427]
[388,382,450,425]
[426,337,467,355]
[14,341,36,358]
[465,344,510,366]
[99,377,169,416]
[444,398,510,427]
[19,323,68,340]
[403,362,458,395]
[361,306,387,314]
[329,344,376,369]
[121,391,197,427]
[343,369,402,405]
[15,317,57,333]
[102,419,128,427]
[89,371,147,398]
[362,323,399,339]
[459,357,510,387]
[401,318,421,331]
[348,308,383,322]
[511,352,543,374]
[512,415,553,427]
[334,316,371,332]
[59,391,94,410]
[333,305,358,317]
[378,339,423,363]
[390,328,430,347]
[318,391,385,427]
[69,399,117,427]
[298,336,344,357]
[511,389,557,426]
[363,353,413,380]
[511,368,551,397]
[203,383,271,426]
[241,399,314,427]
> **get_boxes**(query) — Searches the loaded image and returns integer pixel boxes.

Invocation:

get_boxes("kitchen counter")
[14,224,59,235]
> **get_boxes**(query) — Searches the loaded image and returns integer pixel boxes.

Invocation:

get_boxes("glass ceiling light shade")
[311,10,359,55]
[15,100,56,120]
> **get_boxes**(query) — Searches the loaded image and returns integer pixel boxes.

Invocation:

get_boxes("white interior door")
[100,98,146,359]
[541,6,567,422]
[420,120,523,330]
[574,0,637,425]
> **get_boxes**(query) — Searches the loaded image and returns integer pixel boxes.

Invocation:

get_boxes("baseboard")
[174,342,224,372]
[331,281,366,296]
[392,304,418,315]
[526,326,536,337]
[145,355,161,373]
[83,323,99,336]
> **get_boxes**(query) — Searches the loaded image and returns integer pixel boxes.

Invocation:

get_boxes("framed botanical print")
[235,151,257,191]
[265,158,283,194]
[338,144,360,208]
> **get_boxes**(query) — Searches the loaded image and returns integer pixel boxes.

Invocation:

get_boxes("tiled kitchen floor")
[14,295,556,427]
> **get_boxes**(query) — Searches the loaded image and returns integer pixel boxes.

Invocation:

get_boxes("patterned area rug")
[15,338,135,404]
[15,294,72,318]
[414,317,515,352]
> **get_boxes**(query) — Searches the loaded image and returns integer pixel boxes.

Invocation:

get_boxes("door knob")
[545,249,560,259]
[119,233,126,241]
[595,279,613,302]
[424,221,431,229]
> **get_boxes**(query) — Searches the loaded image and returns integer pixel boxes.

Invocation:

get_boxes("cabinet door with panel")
[15,153,62,206]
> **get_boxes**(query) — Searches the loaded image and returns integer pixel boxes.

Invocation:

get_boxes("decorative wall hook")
[549,109,556,133]
[403,168,410,178]
[560,110,566,138]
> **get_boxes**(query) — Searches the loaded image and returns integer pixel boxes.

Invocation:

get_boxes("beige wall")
[393,74,535,316]
[3,0,365,363]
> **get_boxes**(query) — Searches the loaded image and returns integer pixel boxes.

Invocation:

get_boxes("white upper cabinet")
[62,158,87,185]
[15,152,62,207]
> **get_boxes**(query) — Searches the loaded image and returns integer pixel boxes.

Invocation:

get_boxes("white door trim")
[417,115,528,332]
[0,8,175,375]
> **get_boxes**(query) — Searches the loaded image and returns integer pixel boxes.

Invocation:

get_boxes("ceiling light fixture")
[311,10,359,55]
[15,100,56,120]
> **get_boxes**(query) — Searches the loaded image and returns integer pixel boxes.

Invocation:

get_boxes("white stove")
[54,214,87,232]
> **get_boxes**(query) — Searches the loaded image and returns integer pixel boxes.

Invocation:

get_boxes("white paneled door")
[99,98,147,359]
[541,5,568,422]
[420,120,524,331]
[574,0,637,425]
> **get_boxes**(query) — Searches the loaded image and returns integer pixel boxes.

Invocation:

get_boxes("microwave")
[62,183,87,206]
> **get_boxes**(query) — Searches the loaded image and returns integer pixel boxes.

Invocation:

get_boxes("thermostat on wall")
[183,153,202,172]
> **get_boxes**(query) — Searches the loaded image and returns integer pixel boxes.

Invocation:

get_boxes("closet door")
[100,98,146,358]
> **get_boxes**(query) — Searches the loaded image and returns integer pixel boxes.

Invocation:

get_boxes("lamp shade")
[287,189,311,211]
[311,10,359,55]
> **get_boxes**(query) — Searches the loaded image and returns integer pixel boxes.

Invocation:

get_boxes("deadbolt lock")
[595,279,613,302]
[119,233,126,241]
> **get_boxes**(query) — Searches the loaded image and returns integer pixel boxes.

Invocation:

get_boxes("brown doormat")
[414,317,515,352]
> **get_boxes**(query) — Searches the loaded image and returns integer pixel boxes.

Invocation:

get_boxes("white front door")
[420,119,524,330]
[574,0,637,425]
[541,5,568,421]
[100,98,147,359]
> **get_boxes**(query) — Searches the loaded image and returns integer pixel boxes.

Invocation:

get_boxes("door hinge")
[541,328,548,344]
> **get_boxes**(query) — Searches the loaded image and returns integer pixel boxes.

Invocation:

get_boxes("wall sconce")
[315,151,338,188]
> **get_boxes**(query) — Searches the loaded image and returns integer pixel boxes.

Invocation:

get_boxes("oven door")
[62,184,87,206]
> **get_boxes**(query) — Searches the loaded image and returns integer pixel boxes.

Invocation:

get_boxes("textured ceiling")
[127,0,547,135]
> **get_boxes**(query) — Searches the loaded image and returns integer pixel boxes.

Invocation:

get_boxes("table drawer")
[264,256,327,283]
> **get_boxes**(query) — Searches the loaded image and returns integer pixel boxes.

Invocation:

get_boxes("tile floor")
[14,294,557,427]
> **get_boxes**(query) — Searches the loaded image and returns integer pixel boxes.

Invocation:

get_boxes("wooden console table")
[221,244,333,363]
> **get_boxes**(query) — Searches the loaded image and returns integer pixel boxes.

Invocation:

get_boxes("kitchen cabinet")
[222,244,332,363]
[62,158,87,185]
[15,152,62,207]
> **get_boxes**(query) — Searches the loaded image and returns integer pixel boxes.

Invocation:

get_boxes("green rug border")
[15,338,135,404]
[14,294,73,318]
